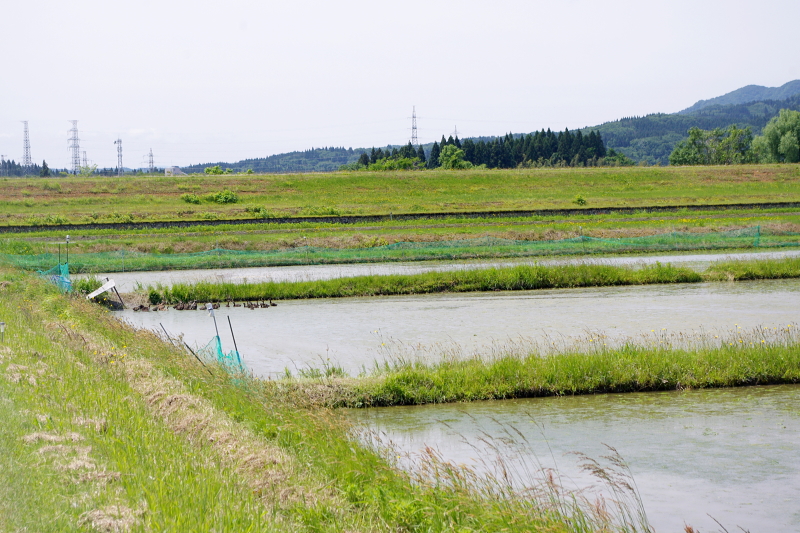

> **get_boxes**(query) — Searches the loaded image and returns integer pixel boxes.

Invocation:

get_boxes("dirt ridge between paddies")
[153,256,800,304]
[3,200,800,233]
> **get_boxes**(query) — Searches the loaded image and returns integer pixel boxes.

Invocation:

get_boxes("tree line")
[669,109,800,165]
[591,94,800,164]
[344,128,632,171]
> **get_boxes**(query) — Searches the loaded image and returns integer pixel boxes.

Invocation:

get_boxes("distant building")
[165,166,187,176]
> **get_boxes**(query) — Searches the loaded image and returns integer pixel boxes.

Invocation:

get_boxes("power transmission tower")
[0,155,6,177]
[451,126,460,138]
[148,148,154,173]
[21,121,33,175]
[411,106,419,147]
[68,120,81,174]
[114,138,123,176]
[82,151,88,168]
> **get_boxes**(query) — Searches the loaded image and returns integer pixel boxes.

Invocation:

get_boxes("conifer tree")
[416,145,426,164]
[428,142,441,168]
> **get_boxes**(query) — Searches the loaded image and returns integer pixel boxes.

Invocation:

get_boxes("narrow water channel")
[83,249,800,293]
[117,278,800,378]
[347,385,800,532]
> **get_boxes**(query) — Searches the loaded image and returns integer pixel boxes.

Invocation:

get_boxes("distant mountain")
[582,93,800,165]
[182,147,362,174]
[679,80,800,114]
[181,81,800,172]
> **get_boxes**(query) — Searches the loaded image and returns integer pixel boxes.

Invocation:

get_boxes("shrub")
[181,193,201,204]
[573,195,587,206]
[204,165,225,175]
[213,190,238,204]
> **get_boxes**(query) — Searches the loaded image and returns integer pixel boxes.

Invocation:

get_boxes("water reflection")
[348,385,800,532]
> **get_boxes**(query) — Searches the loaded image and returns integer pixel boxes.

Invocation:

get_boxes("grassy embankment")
[2,165,799,225]
[152,257,800,303]
[0,269,654,532]
[2,165,800,270]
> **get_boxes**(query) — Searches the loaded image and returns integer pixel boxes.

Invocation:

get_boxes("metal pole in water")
[227,315,242,367]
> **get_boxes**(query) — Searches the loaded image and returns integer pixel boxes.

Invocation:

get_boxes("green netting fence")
[36,263,72,292]
[196,335,245,374]
[4,225,800,274]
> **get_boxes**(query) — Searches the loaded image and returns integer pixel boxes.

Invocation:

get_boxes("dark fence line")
[3,201,800,234]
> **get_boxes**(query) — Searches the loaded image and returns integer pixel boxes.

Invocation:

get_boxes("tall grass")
[705,256,800,280]
[315,326,800,407]
[0,268,657,532]
[160,262,702,302]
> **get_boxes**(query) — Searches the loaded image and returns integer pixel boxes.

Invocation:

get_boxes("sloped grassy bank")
[0,269,653,532]
[155,257,800,303]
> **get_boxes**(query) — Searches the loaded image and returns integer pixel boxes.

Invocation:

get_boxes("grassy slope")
[2,165,799,225]
[1,269,650,532]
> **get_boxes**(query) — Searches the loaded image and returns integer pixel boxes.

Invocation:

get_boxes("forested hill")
[582,94,800,165]
[182,147,360,174]
[679,80,800,114]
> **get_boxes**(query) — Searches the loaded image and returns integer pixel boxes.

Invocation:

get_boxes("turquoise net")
[196,335,245,374]
[37,263,72,293]
[4,226,799,274]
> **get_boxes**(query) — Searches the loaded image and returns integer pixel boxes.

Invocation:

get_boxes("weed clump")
[180,193,201,204]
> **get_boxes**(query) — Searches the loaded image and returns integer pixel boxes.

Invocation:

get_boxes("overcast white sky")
[2,0,799,169]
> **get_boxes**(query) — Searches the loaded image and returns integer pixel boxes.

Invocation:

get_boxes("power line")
[68,120,81,175]
[21,121,33,174]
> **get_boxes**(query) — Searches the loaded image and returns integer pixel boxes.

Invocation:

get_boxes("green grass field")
[2,165,799,225]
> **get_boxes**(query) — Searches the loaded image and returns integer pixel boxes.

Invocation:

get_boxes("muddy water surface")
[117,278,800,378]
[347,385,800,532]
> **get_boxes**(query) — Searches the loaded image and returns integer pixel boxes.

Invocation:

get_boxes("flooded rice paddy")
[118,278,800,378]
[348,384,800,532]
[84,249,800,293]
[109,255,800,531]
